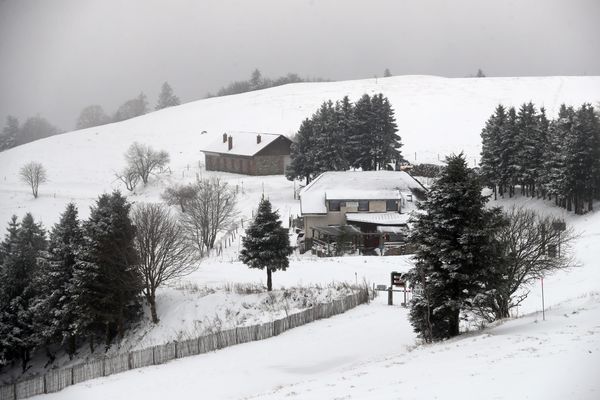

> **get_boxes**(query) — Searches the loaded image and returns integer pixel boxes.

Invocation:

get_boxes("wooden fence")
[0,288,369,400]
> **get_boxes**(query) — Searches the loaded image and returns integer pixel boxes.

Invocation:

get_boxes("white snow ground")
[1,75,599,398]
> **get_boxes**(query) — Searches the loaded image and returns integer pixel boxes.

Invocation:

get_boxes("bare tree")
[124,142,169,185]
[161,183,198,212]
[132,203,196,323]
[182,178,237,257]
[474,206,576,321]
[20,161,47,198]
[115,166,140,192]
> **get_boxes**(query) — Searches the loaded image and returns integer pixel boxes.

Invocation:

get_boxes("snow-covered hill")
[1,75,599,226]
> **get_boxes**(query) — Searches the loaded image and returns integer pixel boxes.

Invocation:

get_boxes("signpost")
[389,272,407,306]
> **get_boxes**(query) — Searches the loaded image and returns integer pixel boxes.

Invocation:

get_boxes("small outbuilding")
[202,132,292,175]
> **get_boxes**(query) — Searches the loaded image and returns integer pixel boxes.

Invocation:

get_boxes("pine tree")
[36,203,84,357]
[286,118,318,184]
[0,116,20,151]
[351,94,375,170]
[75,192,142,347]
[406,154,501,341]
[155,82,180,110]
[313,101,347,173]
[383,68,392,77]
[542,105,572,206]
[480,105,507,199]
[240,198,293,291]
[0,214,47,371]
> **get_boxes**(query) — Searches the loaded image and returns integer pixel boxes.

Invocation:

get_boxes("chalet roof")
[300,171,424,215]
[202,132,287,157]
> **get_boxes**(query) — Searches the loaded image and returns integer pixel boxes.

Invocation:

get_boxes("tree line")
[285,93,402,184]
[408,154,574,342]
[206,69,329,98]
[0,82,180,152]
[480,102,600,214]
[0,176,240,372]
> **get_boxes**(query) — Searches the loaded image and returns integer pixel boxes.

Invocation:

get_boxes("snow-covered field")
[1,75,599,398]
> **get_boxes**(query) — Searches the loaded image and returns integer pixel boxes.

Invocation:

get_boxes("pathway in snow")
[31,297,415,400]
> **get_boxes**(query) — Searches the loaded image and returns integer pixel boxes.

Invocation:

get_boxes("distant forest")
[206,69,329,98]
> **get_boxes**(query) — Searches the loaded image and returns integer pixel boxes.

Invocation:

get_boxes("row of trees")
[206,69,329,98]
[0,115,60,151]
[480,103,600,214]
[285,93,402,183]
[77,82,181,130]
[408,154,574,342]
[0,176,240,372]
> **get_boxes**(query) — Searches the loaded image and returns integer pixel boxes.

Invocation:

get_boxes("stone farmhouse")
[202,132,292,175]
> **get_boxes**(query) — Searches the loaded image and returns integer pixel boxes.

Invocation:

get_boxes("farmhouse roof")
[346,212,411,226]
[300,170,424,215]
[202,131,288,157]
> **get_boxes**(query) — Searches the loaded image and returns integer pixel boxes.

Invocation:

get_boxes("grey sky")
[1,0,599,131]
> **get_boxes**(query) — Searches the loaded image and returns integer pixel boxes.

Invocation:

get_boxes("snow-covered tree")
[0,115,20,151]
[155,82,180,110]
[240,198,293,291]
[0,214,47,370]
[36,203,84,358]
[285,118,318,184]
[19,161,47,199]
[124,142,170,186]
[16,115,59,146]
[383,68,392,77]
[407,154,503,341]
[74,192,142,346]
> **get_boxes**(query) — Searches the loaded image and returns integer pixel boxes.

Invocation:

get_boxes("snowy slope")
[1,75,599,227]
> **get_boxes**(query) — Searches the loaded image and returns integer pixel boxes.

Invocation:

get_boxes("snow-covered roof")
[300,171,424,215]
[201,131,285,157]
[346,212,411,225]
[326,190,402,200]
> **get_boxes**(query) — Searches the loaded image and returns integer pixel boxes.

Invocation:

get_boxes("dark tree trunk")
[148,293,159,324]
[266,268,272,291]
[448,309,460,338]
[67,335,76,359]
[21,349,30,373]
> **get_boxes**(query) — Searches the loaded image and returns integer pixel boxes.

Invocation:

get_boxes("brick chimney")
[222,133,228,143]
[228,135,233,151]
[256,134,262,144]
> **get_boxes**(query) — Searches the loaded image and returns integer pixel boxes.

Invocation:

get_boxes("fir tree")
[155,82,180,110]
[36,203,84,357]
[406,154,502,341]
[0,116,20,151]
[0,214,47,371]
[351,94,375,170]
[286,118,318,184]
[240,198,293,291]
[480,105,507,199]
[74,192,142,347]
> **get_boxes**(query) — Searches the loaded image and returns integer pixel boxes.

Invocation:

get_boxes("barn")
[202,132,292,175]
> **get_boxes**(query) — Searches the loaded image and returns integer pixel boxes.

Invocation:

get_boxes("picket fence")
[0,289,369,400]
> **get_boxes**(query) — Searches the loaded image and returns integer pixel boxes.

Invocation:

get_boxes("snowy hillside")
[1,75,599,226]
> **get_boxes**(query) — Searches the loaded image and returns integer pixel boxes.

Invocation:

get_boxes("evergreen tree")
[37,203,84,357]
[351,94,375,170]
[313,100,347,173]
[16,115,59,146]
[0,116,20,151]
[500,107,519,197]
[240,198,293,291]
[0,214,47,370]
[383,68,392,77]
[480,105,507,199]
[74,192,142,347]
[113,93,148,122]
[155,82,180,110]
[286,118,318,184]
[406,154,502,341]
[250,69,263,91]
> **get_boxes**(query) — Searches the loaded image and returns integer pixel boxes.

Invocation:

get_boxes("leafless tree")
[474,206,576,321]
[182,178,238,257]
[132,203,196,323]
[115,166,140,192]
[161,183,198,212]
[19,161,47,198]
[124,142,169,185]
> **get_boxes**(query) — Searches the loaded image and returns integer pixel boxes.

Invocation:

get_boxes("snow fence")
[0,288,369,400]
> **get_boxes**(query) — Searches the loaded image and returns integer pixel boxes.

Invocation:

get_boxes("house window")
[329,200,341,211]
[386,200,398,211]
[358,201,369,211]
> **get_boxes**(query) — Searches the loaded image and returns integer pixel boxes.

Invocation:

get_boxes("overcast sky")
[1,0,599,131]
